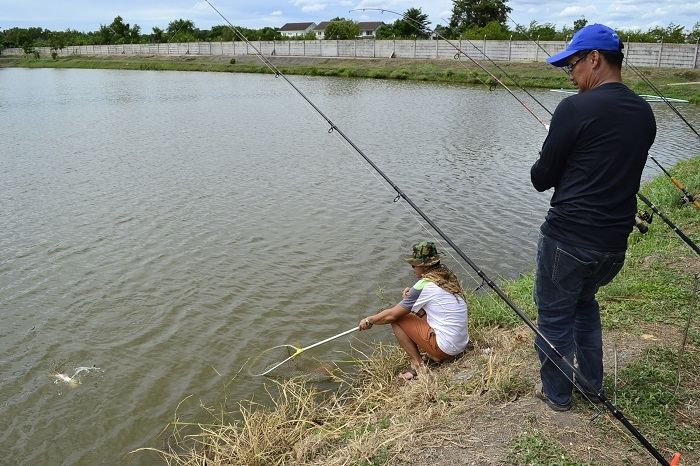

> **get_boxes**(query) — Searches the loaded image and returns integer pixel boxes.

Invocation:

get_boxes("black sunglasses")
[563,50,591,75]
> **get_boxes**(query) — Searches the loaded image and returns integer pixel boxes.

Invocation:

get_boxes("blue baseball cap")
[546,23,623,67]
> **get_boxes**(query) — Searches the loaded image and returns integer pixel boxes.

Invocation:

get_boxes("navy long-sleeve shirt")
[531,82,656,252]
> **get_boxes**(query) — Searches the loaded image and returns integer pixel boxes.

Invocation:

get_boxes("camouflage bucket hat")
[403,241,442,266]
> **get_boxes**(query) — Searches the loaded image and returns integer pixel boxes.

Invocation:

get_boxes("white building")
[358,22,385,38]
[278,22,316,38]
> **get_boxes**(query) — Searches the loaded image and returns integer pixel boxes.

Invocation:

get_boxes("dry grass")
[134,327,538,465]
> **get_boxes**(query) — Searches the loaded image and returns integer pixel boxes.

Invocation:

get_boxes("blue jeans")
[534,234,626,407]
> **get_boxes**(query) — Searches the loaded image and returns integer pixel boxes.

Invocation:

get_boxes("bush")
[229,58,236,64]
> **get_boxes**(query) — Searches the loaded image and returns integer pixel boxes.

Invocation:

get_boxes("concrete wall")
[4,39,699,68]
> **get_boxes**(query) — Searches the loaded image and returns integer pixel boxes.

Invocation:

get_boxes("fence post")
[694,38,699,69]
[508,34,512,61]
[436,37,438,58]
[373,38,376,58]
[354,38,357,57]
[535,35,540,61]
[336,39,339,57]
[414,38,416,58]
[483,34,486,56]
[657,38,663,67]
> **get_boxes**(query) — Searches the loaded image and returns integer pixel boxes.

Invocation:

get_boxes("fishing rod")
[638,192,700,257]
[622,60,699,140]
[352,9,554,116]
[649,156,700,209]
[202,2,680,464]
[507,14,699,141]
[350,8,552,130]
[505,15,700,254]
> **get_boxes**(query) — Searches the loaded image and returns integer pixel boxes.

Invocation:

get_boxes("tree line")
[2,0,699,54]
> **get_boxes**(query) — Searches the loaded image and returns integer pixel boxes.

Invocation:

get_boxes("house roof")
[313,21,331,31]
[279,22,315,32]
[358,21,385,31]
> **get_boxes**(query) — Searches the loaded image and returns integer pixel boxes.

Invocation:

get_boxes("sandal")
[421,354,442,367]
[398,367,418,381]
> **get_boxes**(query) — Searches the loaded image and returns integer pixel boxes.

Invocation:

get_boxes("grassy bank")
[137,157,700,465]
[2,54,699,104]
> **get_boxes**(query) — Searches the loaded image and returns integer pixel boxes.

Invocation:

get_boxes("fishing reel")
[635,210,653,234]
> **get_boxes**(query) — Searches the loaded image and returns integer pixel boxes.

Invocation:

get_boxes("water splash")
[52,366,102,385]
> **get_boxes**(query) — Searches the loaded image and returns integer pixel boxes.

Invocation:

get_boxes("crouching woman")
[359,241,469,380]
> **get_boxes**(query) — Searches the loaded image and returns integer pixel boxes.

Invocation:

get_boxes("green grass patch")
[508,429,593,466]
[608,346,700,450]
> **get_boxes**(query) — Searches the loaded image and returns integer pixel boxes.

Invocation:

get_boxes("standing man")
[530,24,656,411]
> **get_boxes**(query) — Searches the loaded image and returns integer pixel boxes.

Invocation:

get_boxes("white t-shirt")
[399,278,469,355]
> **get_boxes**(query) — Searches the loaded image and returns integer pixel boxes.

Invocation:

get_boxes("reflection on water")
[0,67,698,465]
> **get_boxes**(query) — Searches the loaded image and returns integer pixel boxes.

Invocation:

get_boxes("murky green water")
[1,67,698,465]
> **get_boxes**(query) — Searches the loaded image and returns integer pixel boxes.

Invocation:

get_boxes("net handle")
[255,326,359,376]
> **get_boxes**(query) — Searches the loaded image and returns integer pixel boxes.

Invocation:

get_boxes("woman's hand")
[359,317,374,331]
[402,287,411,298]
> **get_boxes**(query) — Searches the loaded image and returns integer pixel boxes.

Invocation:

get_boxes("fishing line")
[324,126,490,292]
[505,14,699,255]
[622,60,699,139]
[507,14,698,141]
[350,8,552,130]
[202,2,678,463]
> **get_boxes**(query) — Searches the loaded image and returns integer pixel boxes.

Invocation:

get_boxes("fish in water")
[52,366,101,385]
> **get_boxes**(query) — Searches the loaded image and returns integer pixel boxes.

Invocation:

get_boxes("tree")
[98,24,114,44]
[462,20,511,40]
[393,7,431,39]
[48,32,66,58]
[433,24,454,39]
[258,27,282,41]
[524,21,558,40]
[167,18,197,42]
[151,27,165,43]
[688,21,700,43]
[660,23,687,43]
[324,18,360,40]
[449,0,512,34]
[375,24,396,39]
[110,16,130,42]
[573,17,588,32]
[210,25,236,41]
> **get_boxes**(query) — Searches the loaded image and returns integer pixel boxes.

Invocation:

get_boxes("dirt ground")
[395,323,694,466]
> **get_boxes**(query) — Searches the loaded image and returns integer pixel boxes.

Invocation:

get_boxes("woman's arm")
[359,303,410,330]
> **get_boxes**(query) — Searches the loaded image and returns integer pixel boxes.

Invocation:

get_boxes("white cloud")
[191,1,209,13]
[270,10,283,16]
[291,0,328,13]
[559,6,595,17]
[301,3,326,12]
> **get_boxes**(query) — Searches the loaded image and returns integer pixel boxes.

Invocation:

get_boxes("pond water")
[0,67,698,465]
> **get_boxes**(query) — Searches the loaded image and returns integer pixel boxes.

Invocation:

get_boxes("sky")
[0,0,698,33]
